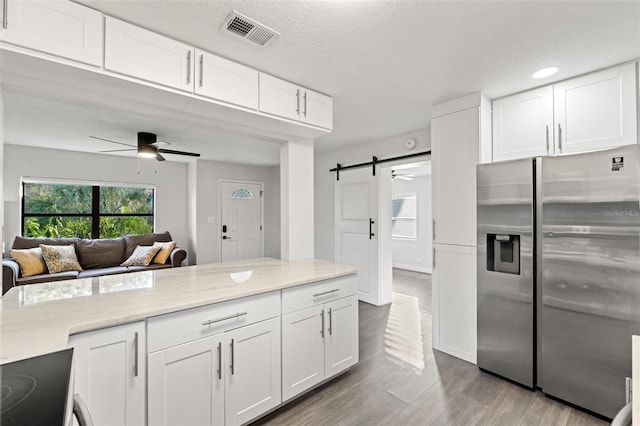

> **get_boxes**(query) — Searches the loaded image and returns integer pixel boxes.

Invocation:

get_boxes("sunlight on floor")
[384,292,425,371]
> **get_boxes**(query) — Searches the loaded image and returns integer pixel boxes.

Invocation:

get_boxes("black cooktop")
[1,348,73,426]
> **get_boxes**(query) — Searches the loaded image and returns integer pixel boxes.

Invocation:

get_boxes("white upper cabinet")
[259,73,333,129]
[492,62,638,161]
[104,17,194,92]
[1,0,102,66]
[554,62,637,154]
[194,49,259,110]
[492,86,554,161]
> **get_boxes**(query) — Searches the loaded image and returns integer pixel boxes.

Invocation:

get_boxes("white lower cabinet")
[68,321,146,426]
[282,294,358,402]
[148,335,225,426]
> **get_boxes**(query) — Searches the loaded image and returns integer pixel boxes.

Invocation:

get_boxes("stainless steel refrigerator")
[477,144,640,419]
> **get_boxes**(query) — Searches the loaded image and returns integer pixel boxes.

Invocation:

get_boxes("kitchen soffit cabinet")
[259,73,334,129]
[68,321,146,426]
[104,16,194,92]
[194,49,259,110]
[1,0,102,66]
[492,62,638,162]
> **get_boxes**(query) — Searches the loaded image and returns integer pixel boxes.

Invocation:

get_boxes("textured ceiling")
[5,1,640,162]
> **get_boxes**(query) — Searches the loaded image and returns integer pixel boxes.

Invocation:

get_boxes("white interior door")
[220,181,263,262]
[334,168,380,305]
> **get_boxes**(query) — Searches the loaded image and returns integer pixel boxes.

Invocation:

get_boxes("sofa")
[2,231,186,295]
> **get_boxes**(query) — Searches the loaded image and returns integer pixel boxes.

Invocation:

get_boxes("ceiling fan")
[391,170,415,181]
[92,132,201,161]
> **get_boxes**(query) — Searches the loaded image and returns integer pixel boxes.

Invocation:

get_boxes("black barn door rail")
[329,151,431,181]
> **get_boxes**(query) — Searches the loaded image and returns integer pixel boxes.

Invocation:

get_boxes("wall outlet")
[208,216,216,224]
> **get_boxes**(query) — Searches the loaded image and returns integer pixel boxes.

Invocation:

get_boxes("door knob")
[222,236,232,240]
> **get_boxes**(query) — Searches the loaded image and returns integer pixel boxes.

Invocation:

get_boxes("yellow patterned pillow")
[11,248,48,277]
[39,244,83,274]
[152,241,176,264]
[121,245,161,267]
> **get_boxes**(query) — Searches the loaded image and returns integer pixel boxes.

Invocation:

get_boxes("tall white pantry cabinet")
[431,93,492,364]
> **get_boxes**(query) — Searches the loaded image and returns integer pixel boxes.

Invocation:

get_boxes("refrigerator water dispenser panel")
[487,234,520,274]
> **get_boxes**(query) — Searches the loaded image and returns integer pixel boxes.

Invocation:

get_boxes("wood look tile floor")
[254,269,608,426]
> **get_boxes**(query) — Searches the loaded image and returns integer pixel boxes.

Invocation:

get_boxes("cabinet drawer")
[281,275,357,314]
[147,291,280,353]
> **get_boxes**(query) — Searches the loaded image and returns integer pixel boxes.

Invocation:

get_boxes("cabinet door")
[225,317,281,426]
[148,335,225,426]
[281,305,325,401]
[431,107,480,246]
[493,86,554,160]
[194,50,259,110]
[432,244,477,364]
[70,321,146,426]
[2,0,102,66]
[104,17,194,92]
[258,73,300,121]
[300,89,333,129]
[324,295,359,378]
[554,62,637,154]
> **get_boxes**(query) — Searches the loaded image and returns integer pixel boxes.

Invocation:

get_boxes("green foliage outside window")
[23,183,154,239]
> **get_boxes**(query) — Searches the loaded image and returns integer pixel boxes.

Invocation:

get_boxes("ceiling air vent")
[222,11,280,47]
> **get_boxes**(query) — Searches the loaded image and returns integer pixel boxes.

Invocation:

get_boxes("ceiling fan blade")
[155,139,172,146]
[90,135,136,148]
[158,148,201,157]
[99,148,137,153]
[156,153,166,161]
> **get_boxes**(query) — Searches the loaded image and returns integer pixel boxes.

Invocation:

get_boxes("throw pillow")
[39,244,83,274]
[152,241,176,264]
[11,247,48,277]
[121,245,162,267]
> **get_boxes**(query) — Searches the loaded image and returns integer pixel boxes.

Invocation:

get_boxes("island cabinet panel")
[281,276,359,402]
[69,321,146,426]
[148,335,225,426]
[1,0,103,66]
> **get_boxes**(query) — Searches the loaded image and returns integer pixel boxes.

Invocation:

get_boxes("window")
[392,193,417,239]
[22,181,154,239]
[231,187,253,199]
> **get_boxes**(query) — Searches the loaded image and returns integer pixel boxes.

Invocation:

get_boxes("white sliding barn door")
[335,168,383,305]
[220,181,263,262]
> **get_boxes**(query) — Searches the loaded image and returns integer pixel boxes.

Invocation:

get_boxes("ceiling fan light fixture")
[138,144,157,159]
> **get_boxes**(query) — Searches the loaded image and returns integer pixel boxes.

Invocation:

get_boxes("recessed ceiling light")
[532,67,559,79]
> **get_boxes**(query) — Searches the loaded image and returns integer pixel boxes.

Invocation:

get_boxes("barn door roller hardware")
[329,150,431,181]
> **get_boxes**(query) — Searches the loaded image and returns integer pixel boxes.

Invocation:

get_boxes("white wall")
[193,159,280,265]
[3,145,189,256]
[314,128,431,261]
[391,174,432,273]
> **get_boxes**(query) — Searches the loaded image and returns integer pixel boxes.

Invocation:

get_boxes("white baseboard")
[392,263,432,274]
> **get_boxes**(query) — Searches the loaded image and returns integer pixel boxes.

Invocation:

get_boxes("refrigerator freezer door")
[542,145,640,418]
[477,158,535,387]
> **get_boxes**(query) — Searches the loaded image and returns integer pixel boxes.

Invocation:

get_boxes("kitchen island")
[0,257,359,425]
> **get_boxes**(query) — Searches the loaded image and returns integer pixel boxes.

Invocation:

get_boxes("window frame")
[391,192,418,241]
[21,178,156,239]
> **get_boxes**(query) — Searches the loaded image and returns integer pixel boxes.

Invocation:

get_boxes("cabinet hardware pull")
[313,289,339,298]
[296,89,300,115]
[545,125,550,154]
[369,218,375,239]
[432,220,436,240]
[320,309,325,338]
[202,312,247,326]
[134,331,139,377]
[217,342,222,380]
[230,339,235,375]
[433,247,436,268]
[199,54,204,87]
[2,0,7,29]
[303,92,307,117]
[186,50,191,84]
[328,308,333,336]
[558,123,562,152]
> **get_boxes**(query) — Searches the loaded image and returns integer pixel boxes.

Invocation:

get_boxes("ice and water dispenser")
[486,234,520,275]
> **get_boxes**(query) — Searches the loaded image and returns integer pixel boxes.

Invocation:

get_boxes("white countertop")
[0,258,357,364]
